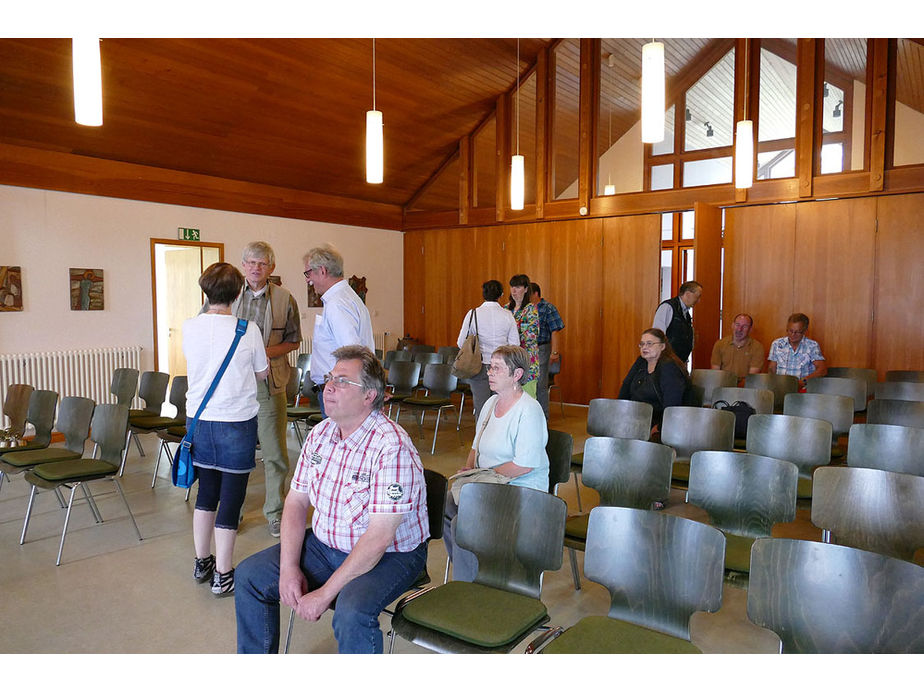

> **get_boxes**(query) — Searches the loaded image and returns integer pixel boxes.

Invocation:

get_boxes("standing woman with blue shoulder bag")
[182,262,269,597]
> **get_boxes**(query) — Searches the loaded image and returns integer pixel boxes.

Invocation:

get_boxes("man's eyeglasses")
[304,266,323,280]
[243,260,270,269]
[323,373,364,390]
[638,341,663,348]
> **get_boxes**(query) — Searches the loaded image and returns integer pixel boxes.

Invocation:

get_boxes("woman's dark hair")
[506,274,532,311]
[199,262,244,306]
[482,280,504,302]
[641,328,689,374]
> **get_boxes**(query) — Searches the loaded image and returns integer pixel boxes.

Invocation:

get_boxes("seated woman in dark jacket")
[618,328,691,434]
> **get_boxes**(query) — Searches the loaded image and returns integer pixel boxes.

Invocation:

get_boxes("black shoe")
[212,568,235,597]
[194,554,215,583]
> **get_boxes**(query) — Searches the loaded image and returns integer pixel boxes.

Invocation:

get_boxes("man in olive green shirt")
[710,313,764,382]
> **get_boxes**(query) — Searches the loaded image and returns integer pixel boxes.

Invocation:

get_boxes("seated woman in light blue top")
[443,345,549,581]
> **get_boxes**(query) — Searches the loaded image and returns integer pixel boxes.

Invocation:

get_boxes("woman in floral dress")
[506,274,540,399]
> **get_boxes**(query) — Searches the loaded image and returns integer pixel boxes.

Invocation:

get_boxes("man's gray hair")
[242,241,275,267]
[303,243,344,278]
[332,345,386,411]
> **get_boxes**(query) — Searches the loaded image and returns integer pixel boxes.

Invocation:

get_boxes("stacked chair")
[124,376,187,476]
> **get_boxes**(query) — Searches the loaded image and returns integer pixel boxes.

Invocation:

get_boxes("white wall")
[0,184,404,370]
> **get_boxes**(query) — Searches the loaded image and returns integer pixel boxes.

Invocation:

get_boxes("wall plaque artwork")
[306,276,369,308]
[70,268,105,311]
[0,266,23,311]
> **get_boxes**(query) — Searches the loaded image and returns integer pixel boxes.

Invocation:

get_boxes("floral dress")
[511,302,540,383]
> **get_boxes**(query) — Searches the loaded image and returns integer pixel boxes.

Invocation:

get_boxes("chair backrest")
[409,344,436,354]
[827,367,877,390]
[437,345,460,365]
[387,361,421,395]
[25,390,59,447]
[582,437,674,509]
[885,369,924,383]
[168,376,189,419]
[2,383,34,438]
[874,381,924,402]
[744,373,799,412]
[687,450,798,537]
[412,352,442,368]
[811,466,924,562]
[847,423,923,476]
[746,414,832,478]
[419,363,457,396]
[805,376,868,412]
[384,349,412,370]
[783,392,853,437]
[423,468,448,541]
[90,403,131,465]
[660,406,735,460]
[455,483,566,599]
[546,429,573,494]
[110,367,139,407]
[586,398,652,441]
[56,396,95,454]
[747,537,924,653]
[138,371,170,414]
[584,507,725,641]
[286,367,302,403]
[295,352,311,377]
[866,398,924,428]
[690,369,738,407]
[711,386,774,415]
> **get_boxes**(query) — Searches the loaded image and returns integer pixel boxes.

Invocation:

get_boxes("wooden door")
[692,202,723,369]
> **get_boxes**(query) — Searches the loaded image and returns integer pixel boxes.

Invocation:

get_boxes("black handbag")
[714,399,756,440]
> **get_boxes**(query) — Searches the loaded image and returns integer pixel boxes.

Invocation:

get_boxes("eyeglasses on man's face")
[243,259,271,269]
[304,266,323,281]
[323,373,364,390]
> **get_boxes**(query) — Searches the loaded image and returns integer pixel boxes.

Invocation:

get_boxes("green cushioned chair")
[20,403,142,566]
[397,363,458,454]
[690,368,738,408]
[747,538,924,653]
[564,436,674,590]
[866,398,924,428]
[546,429,573,497]
[846,422,924,477]
[287,369,321,447]
[531,506,725,654]
[123,376,187,473]
[1,383,34,440]
[661,406,735,487]
[686,450,798,581]
[109,367,139,408]
[744,373,799,414]
[127,370,169,420]
[570,398,652,512]
[746,414,832,500]
[385,361,421,421]
[0,396,94,495]
[783,392,853,459]
[388,483,567,654]
[0,389,58,457]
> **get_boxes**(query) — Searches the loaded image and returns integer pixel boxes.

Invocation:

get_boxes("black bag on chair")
[714,400,756,440]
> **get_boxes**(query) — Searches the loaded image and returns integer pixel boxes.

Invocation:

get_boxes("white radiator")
[285,332,391,367]
[0,346,143,412]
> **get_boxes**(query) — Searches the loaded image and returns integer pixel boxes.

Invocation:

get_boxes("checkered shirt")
[290,409,429,554]
[767,336,825,379]
[536,298,564,345]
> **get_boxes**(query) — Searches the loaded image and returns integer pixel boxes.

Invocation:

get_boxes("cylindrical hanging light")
[72,37,103,127]
[734,119,754,189]
[366,109,384,184]
[510,154,525,210]
[641,41,664,144]
[604,184,616,196]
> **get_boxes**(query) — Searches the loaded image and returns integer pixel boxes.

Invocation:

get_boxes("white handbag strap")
[473,398,497,469]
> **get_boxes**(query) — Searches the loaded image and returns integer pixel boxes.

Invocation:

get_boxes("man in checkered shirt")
[235,345,429,654]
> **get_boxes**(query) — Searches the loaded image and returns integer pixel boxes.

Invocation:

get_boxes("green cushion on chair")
[543,615,702,654]
[402,396,451,407]
[1,448,82,468]
[564,514,589,541]
[131,415,182,430]
[32,458,119,481]
[724,533,756,573]
[672,459,691,482]
[165,426,186,437]
[287,406,320,418]
[797,476,813,499]
[401,581,548,648]
[0,440,44,455]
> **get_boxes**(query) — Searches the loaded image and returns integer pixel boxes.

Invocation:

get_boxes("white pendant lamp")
[366,39,384,185]
[510,38,524,210]
[641,40,665,144]
[734,120,754,189]
[72,37,103,126]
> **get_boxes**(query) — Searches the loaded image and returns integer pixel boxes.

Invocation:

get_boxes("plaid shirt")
[767,336,825,379]
[290,410,429,554]
[535,298,564,345]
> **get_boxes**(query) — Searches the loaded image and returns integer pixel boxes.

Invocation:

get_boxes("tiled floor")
[1,400,821,655]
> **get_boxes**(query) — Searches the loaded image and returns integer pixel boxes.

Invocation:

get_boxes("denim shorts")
[189,417,258,473]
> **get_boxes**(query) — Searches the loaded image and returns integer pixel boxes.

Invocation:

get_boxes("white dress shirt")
[310,279,375,385]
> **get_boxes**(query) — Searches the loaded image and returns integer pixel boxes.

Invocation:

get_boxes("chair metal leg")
[568,547,582,590]
[284,609,295,653]
[456,391,465,430]
[56,484,80,565]
[430,410,441,455]
[112,477,143,542]
[152,439,166,488]
[822,529,832,543]
[388,626,397,653]
[53,486,67,508]
[572,472,583,512]
[81,484,104,523]
[20,484,38,544]
[443,556,451,584]
[132,430,145,457]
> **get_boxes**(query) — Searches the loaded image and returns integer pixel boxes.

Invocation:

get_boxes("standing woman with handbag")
[182,262,269,597]
[507,274,540,399]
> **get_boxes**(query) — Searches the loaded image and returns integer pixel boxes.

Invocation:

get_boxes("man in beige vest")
[205,242,301,537]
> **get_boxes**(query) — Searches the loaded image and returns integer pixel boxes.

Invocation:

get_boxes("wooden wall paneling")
[403,230,427,343]
[692,202,724,369]
[868,38,889,191]
[600,215,660,398]
[872,193,924,376]
[422,228,456,348]
[796,39,820,198]
[722,203,797,351]
[793,198,877,368]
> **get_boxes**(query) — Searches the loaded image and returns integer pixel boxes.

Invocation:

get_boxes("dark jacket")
[618,356,692,425]
[659,295,694,362]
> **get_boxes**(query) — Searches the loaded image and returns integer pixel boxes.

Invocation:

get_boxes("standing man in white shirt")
[456,279,520,420]
[304,244,375,417]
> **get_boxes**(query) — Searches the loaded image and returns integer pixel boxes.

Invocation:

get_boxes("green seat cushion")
[400,582,548,648]
[564,514,589,541]
[671,459,691,482]
[1,440,45,455]
[403,396,452,407]
[724,533,756,573]
[543,615,701,654]
[797,475,813,499]
[32,458,118,482]
[128,408,158,419]
[131,415,182,430]
[287,406,320,418]
[571,451,583,466]
[165,426,187,437]
[307,414,324,424]
[1,448,82,468]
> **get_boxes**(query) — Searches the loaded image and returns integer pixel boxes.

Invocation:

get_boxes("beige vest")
[231,283,293,395]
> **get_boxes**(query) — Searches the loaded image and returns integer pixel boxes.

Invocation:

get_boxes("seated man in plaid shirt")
[235,345,429,654]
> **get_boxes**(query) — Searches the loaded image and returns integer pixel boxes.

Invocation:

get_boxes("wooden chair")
[437,345,460,365]
[711,386,774,415]
[811,466,924,563]
[124,375,188,471]
[874,381,924,403]
[783,392,853,458]
[806,376,868,412]
[687,450,798,578]
[385,361,421,421]
[546,429,573,497]
[846,423,923,477]
[884,370,924,383]
[660,406,735,486]
[409,344,436,354]
[109,367,138,408]
[399,363,459,455]
[286,372,322,447]
[746,414,832,499]
[690,368,737,407]
[128,370,168,419]
[866,398,924,428]
[383,349,411,371]
[547,353,564,417]
[387,484,566,654]
[0,389,58,456]
[564,437,674,590]
[1,383,34,439]
[744,373,799,413]
[530,507,725,653]
[747,537,924,653]
[827,367,877,392]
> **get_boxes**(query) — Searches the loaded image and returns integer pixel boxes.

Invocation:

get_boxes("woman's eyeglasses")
[638,341,663,348]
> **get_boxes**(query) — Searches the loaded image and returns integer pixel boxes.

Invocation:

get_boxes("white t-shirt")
[182,314,268,422]
[474,393,549,492]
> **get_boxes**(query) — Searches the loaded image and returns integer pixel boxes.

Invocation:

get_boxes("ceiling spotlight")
[704,121,714,137]
[833,100,843,118]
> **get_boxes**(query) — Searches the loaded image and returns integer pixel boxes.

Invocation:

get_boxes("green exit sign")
[178,227,200,241]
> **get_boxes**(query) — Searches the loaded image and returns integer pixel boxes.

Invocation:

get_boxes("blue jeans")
[235,530,427,653]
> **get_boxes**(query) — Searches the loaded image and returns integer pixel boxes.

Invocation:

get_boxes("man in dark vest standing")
[652,280,702,365]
